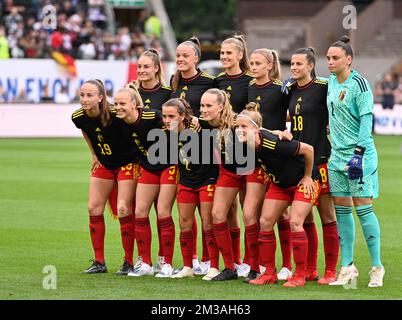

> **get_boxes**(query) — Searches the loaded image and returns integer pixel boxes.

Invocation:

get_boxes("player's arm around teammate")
[72,80,137,275]
[326,36,384,288]
[115,85,177,278]
[287,48,340,284]
[234,108,319,287]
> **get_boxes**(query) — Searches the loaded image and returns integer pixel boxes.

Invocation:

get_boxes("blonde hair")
[203,88,236,148]
[252,48,281,80]
[222,34,250,72]
[116,82,144,109]
[237,102,263,128]
[134,49,166,88]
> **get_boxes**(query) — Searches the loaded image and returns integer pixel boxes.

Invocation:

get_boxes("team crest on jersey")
[295,97,301,115]
[97,134,104,142]
[338,90,346,101]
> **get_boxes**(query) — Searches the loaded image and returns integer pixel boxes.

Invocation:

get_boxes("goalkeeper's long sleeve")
[356,113,373,151]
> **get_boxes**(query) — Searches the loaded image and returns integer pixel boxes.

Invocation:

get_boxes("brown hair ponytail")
[84,79,111,127]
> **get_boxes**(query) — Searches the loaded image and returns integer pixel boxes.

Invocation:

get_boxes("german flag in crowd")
[51,51,77,77]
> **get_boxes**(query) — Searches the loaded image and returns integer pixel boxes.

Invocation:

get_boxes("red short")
[216,166,267,190]
[177,184,216,204]
[138,165,178,185]
[91,163,138,181]
[317,163,330,195]
[265,180,321,205]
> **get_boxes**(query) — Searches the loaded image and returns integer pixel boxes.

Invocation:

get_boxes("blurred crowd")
[374,73,402,110]
[0,0,164,61]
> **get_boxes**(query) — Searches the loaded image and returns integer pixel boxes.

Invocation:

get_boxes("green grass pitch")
[0,136,401,300]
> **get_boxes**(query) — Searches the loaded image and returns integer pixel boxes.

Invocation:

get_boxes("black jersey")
[215,71,253,113]
[139,84,172,111]
[170,70,215,117]
[72,107,138,169]
[120,109,169,172]
[256,129,306,188]
[248,79,289,130]
[288,78,331,164]
[177,119,219,188]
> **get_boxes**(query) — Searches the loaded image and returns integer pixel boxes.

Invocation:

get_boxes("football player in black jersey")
[171,37,215,117]
[114,85,177,278]
[287,47,339,284]
[235,107,319,288]
[72,80,138,276]
[171,37,215,272]
[133,48,172,272]
[216,35,254,274]
[249,48,293,280]
[136,49,172,110]
[161,98,220,279]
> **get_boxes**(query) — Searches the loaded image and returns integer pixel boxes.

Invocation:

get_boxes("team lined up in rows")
[72,34,384,287]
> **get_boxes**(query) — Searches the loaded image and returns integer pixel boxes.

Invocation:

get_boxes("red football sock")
[304,222,318,271]
[89,215,105,264]
[213,222,235,271]
[119,214,135,266]
[135,217,152,265]
[157,217,163,257]
[230,227,241,265]
[258,231,276,274]
[158,216,175,265]
[204,229,219,269]
[179,230,193,268]
[322,222,340,273]
[245,223,260,272]
[192,218,198,259]
[292,231,308,276]
[201,229,210,262]
[277,219,292,270]
[243,230,250,265]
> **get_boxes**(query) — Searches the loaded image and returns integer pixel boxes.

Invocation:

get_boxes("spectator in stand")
[4,7,23,34]
[144,11,161,39]
[0,26,10,59]
[381,73,398,110]
[79,35,96,59]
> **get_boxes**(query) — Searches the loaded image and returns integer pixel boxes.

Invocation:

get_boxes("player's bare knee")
[290,219,304,232]
[117,203,130,218]
[88,204,103,216]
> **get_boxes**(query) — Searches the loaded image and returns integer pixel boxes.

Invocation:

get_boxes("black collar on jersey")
[181,69,202,82]
[255,80,273,89]
[139,83,162,92]
[296,78,315,90]
[225,70,246,79]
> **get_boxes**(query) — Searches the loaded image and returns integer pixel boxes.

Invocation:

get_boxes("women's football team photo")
[72,33,384,288]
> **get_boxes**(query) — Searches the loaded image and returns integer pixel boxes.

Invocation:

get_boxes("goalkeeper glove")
[281,78,296,95]
[346,146,365,180]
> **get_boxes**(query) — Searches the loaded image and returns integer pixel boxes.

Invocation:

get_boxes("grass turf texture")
[0,136,401,300]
